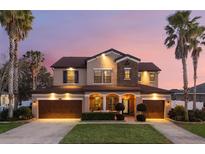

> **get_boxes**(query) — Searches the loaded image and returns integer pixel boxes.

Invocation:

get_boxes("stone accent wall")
[117,59,138,86]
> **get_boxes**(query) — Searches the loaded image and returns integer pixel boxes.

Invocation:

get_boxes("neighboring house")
[171,83,205,110]
[32,48,171,119]
[0,92,9,111]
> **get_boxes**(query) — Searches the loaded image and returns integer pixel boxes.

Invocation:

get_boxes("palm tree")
[188,25,205,110]
[164,11,199,121]
[0,11,25,118]
[23,51,45,90]
[13,11,34,109]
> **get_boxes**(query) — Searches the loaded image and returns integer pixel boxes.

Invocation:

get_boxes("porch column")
[103,94,106,111]
[119,95,122,103]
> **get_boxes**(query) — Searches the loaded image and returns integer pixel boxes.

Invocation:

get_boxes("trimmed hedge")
[81,112,116,121]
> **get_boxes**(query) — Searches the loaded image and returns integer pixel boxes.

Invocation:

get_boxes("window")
[124,68,131,80]
[63,70,79,83]
[94,69,112,83]
[149,73,155,82]
[103,70,111,83]
[90,96,103,111]
[67,70,75,83]
[94,70,102,83]
[138,72,141,82]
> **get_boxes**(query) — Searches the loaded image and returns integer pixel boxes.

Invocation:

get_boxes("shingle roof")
[51,49,161,72]
[33,84,170,94]
[51,57,89,68]
[138,62,161,72]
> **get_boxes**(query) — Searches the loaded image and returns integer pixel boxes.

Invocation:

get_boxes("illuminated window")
[138,72,141,81]
[103,70,111,83]
[149,73,155,82]
[63,70,78,83]
[67,70,75,83]
[90,96,103,111]
[94,69,112,83]
[124,68,131,80]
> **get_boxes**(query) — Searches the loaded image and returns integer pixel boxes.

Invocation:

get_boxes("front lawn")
[176,123,205,138]
[60,124,171,144]
[0,122,24,134]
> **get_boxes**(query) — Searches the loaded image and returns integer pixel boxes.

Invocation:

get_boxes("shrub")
[194,109,205,121]
[137,103,147,112]
[136,114,146,122]
[81,112,116,121]
[14,107,32,120]
[0,109,9,121]
[115,103,125,113]
[168,109,175,119]
[188,110,201,122]
[173,105,185,121]
[116,114,124,121]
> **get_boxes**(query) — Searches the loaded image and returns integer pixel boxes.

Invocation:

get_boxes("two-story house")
[32,48,171,119]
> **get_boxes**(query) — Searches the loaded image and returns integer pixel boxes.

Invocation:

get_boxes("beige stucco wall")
[53,68,86,86]
[139,71,159,87]
[86,53,120,85]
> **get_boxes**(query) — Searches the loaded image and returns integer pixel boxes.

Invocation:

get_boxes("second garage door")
[143,100,164,119]
[38,100,82,118]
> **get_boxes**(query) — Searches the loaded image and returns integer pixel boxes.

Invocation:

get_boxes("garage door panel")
[143,100,164,119]
[39,100,82,118]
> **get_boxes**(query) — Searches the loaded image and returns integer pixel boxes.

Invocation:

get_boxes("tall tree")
[23,51,45,90]
[0,11,26,118]
[164,11,199,121]
[188,25,205,110]
[13,11,34,109]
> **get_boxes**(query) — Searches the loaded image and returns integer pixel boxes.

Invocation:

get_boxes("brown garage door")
[38,100,82,118]
[143,100,164,119]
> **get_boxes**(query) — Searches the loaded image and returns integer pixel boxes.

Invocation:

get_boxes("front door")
[123,99,129,114]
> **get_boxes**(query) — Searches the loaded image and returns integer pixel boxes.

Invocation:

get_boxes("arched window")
[89,94,103,111]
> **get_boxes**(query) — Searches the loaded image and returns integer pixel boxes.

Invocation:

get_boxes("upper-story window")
[138,72,141,82]
[124,68,131,80]
[63,69,79,83]
[94,69,112,83]
[149,72,155,82]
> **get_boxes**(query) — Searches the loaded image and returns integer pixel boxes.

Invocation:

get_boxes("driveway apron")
[148,119,205,144]
[0,119,79,144]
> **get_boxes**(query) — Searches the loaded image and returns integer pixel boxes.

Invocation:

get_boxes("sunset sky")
[0,10,205,90]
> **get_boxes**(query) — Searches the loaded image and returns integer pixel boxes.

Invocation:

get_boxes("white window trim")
[116,56,140,63]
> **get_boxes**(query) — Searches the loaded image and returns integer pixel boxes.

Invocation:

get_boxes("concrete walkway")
[149,119,205,144]
[0,119,79,144]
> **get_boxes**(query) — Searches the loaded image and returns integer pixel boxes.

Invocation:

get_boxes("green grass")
[176,123,205,138]
[60,124,171,144]
[0,122,24,134]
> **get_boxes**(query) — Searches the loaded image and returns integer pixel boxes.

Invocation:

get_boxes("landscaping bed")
[60,124,171,144]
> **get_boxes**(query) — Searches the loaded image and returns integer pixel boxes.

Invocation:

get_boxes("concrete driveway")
[0,119,79,144]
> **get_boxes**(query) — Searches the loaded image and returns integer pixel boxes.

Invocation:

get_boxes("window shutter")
[63,70,67,83]
[75,71,79,83]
